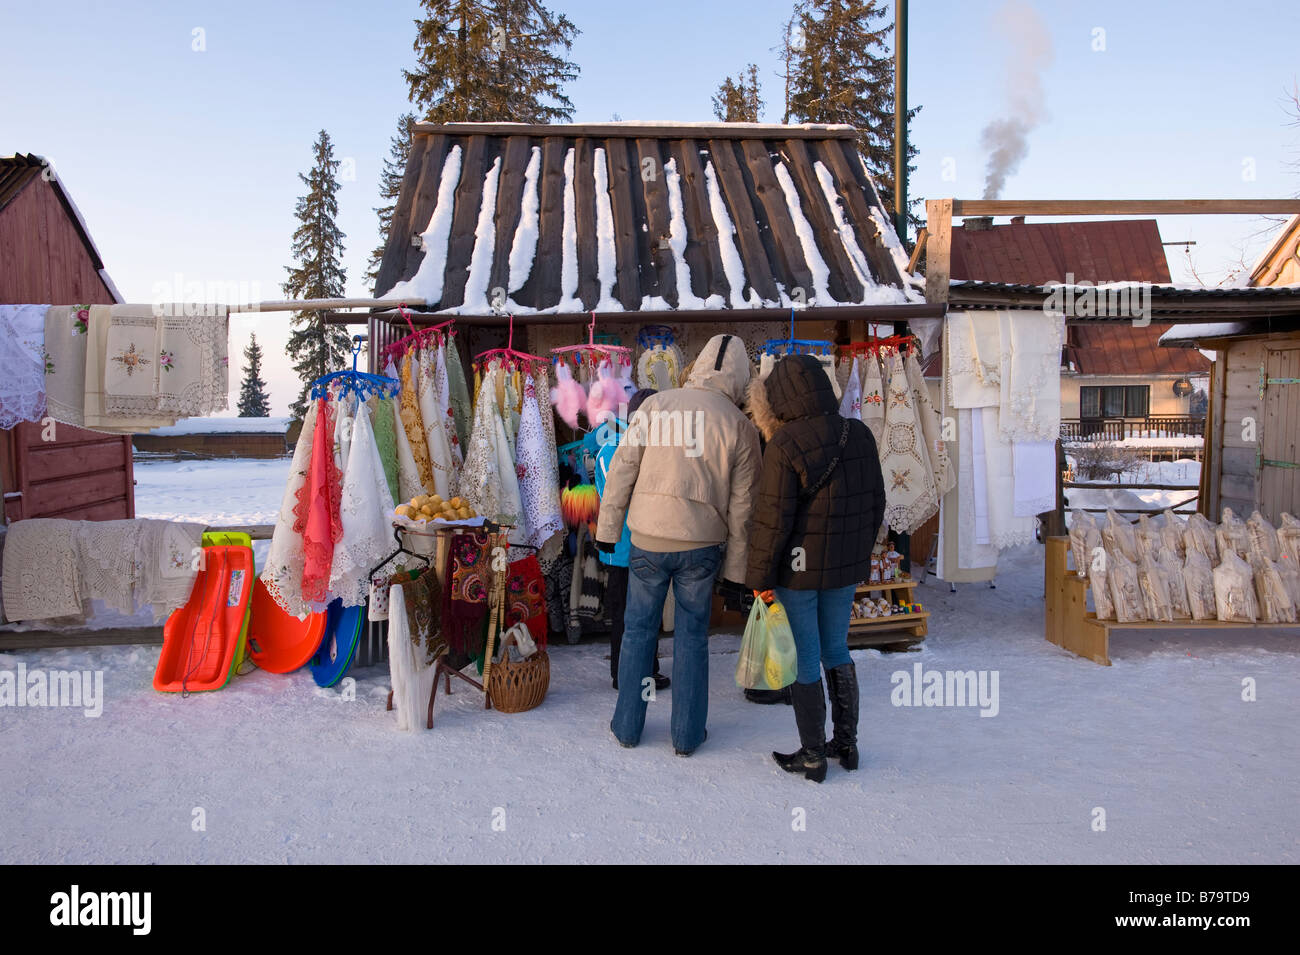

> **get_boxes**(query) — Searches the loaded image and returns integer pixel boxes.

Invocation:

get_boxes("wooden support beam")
[412,121,860,141]
[925,198,952,304]
[229,297,426,313]
[952,199,1300,216]
[323,303,946,326]
[906,227,928,273]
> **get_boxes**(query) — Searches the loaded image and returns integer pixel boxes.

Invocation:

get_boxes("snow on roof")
[144,417,292,436]
[374,125,920,313]
[1157,322,1253,345]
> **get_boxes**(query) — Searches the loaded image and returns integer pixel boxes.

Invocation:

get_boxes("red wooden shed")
[0,153,135,523]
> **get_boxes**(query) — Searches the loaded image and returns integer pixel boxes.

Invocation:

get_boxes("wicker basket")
[488,632,550,714]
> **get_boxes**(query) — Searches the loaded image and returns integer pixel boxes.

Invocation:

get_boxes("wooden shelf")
[849,610,929,628]
[1081,612,1300,633]
[855,578,918,594]
[1044,536,1300,666]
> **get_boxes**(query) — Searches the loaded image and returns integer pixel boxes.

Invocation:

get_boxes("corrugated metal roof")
[950,279,1300,311]
[951,218,1173,284]
[946,219,1206,376]
[373,122,921,313]
[1070,322,1208,375]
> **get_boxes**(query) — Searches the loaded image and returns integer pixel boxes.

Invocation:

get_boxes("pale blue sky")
[3,0,1297,415]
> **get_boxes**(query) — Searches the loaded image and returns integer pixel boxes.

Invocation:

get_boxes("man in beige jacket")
[598,334,761,755]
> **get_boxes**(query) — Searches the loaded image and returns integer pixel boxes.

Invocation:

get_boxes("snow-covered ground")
[1065,458,1202,519]
[133,456,290,570]
[3,541,1296,864]
[133,457,290,527]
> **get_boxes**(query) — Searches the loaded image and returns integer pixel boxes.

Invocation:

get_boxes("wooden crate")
[1043,536,1300,665]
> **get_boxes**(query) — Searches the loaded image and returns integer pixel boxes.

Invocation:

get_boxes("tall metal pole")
[893,0,908,241]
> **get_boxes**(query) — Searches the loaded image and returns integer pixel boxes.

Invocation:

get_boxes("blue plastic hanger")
[310,336,400,401]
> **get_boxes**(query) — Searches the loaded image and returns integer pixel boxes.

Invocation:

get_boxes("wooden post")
[925,198,952,304]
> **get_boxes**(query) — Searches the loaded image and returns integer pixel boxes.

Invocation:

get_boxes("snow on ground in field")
[1066,458,1202,517]
[1112,435,1204,448]
[2,542,1297,864]
[132,456,289,570]
[144,417,291,436]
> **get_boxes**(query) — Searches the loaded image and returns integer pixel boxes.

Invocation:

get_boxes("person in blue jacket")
[595,388,669,691]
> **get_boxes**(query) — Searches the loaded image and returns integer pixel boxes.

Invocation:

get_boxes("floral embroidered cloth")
[879,350,938,534]
[861,352,886,448]
[505,555,548,648]
[102,305,228,420]
[43,305,90,427]
[82,306,176,433]
[445,529,491,657]
[904,350,954,497]
[0,305,49,429]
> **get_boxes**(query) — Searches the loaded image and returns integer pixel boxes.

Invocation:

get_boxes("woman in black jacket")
[745,354,885,782]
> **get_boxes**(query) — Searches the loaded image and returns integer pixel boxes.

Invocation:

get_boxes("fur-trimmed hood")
[746,371,780,441]
[746,354,838,441]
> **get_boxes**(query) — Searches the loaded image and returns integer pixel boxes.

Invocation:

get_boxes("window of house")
[1080,385,1149,418]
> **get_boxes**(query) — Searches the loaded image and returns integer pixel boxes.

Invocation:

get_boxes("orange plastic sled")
[246,577,326,674]
[154,545,255,693]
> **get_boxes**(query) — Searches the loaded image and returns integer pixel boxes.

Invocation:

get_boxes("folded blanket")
[1,518,204,623]
[1,519,83,622]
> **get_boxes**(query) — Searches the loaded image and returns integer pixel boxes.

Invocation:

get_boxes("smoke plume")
[979,1,1054,199]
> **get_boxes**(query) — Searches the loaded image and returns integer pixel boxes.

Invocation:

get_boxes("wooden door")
[1261,345,1300,523]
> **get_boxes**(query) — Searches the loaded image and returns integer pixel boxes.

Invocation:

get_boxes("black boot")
[824,662,860,771]
[744,686,791,705]
[772,680,827,783]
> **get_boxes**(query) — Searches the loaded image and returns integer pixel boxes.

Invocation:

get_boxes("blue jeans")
[611,543,721,751]
[772,584,856,684]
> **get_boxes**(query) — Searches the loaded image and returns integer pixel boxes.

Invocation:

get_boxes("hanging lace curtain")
[329,401,397,607]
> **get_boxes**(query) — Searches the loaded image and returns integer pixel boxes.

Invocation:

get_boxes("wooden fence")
[1060,415,1206,442]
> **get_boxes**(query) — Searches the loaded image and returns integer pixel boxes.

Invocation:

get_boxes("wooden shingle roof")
[373,122,921,314]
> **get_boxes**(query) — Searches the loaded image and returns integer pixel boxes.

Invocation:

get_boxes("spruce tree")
[283,129,352,419]
[781,0,919,227]
[712,64,764,122]
[368,112,416,291]
[237,332,272,417]
[404,0,579,123]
